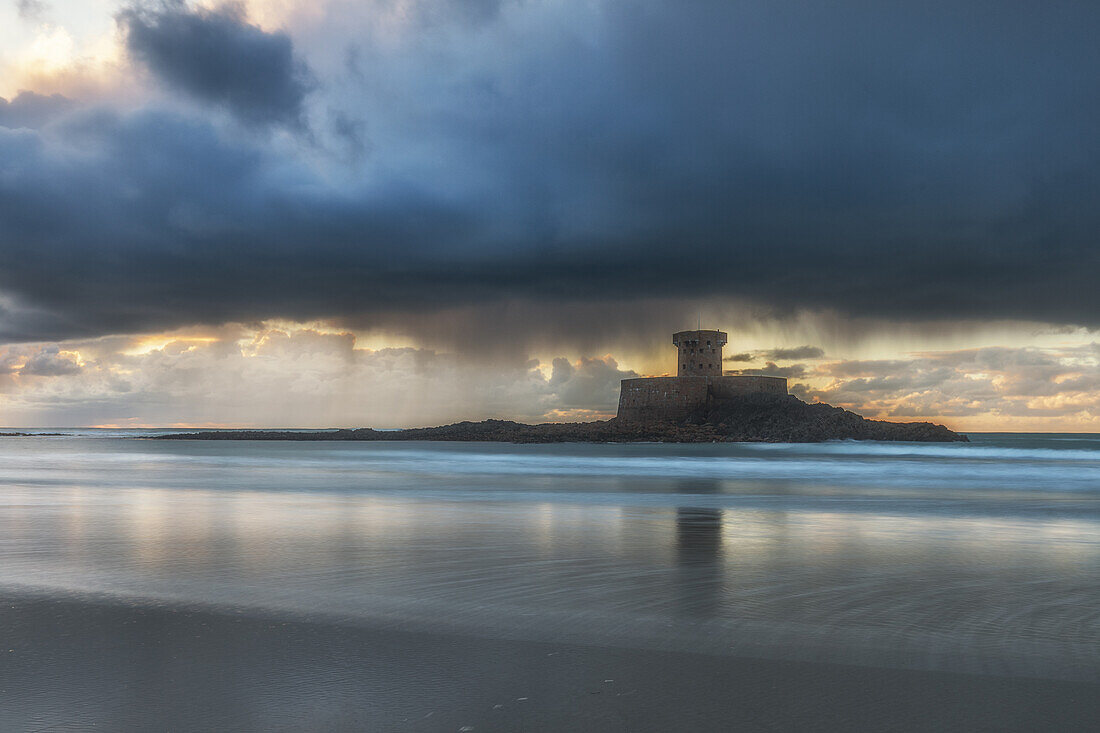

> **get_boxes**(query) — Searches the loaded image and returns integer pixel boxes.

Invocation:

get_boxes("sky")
[1,0,1099,430]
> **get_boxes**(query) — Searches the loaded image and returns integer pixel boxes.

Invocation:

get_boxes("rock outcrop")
[157,394,966,443]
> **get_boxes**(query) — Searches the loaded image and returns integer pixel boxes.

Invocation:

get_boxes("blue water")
[1,432,1098,680]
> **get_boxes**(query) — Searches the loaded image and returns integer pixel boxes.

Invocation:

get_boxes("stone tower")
[617,328,786,423]
[672,330,727,377]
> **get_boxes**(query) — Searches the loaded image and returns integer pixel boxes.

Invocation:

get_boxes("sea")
[1,430,1098,682]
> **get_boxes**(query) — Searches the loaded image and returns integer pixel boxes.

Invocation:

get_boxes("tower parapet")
[672,330,727,376]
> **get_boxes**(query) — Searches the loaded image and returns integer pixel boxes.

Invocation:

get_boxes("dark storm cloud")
[0,108,488,342]
[3,0,1100,345]
[119,1,314,128]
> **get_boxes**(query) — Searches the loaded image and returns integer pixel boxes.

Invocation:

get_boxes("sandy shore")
[2,593,1096,732]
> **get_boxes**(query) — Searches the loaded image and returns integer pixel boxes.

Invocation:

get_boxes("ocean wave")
[737,441,1100,462]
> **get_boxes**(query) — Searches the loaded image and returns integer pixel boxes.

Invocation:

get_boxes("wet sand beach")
[3,592,1099,732]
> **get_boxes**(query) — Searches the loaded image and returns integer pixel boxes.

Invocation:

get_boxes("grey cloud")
[16,0,47,21]
[0,91,73,129]
[724,346,823,366]
[787,382,812,401]
[119,1,314,128]
[826,360,913,378]
[727,362,808,379]
[418,0,506,27]
[19,346,82,376]
[328,108,369,161]
[886,399,991,418]
[0,349,23,374]
[548,356,638,409]
[248,328,356,359]
[765,346,826,360]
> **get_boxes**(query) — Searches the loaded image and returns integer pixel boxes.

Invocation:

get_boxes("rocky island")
[157,329,965,443]
[156,393,966,443]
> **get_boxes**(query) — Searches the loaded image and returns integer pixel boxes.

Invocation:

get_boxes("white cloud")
[1,325,1098,431]
[0,323,637,427]
[800,344,1100,429]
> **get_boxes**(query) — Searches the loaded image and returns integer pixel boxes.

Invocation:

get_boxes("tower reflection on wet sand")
[674,479,724,618]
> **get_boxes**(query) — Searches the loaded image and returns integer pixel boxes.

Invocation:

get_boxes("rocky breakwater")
[157,394,966,443]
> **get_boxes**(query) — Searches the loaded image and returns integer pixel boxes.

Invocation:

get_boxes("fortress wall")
[617,377,710,423]
[617,375,788,423]
[707,375,788,400]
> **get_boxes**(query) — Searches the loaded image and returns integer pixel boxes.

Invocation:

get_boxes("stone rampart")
[617,377,711,423]
[617,375,788,423]
[707,375,789,400]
